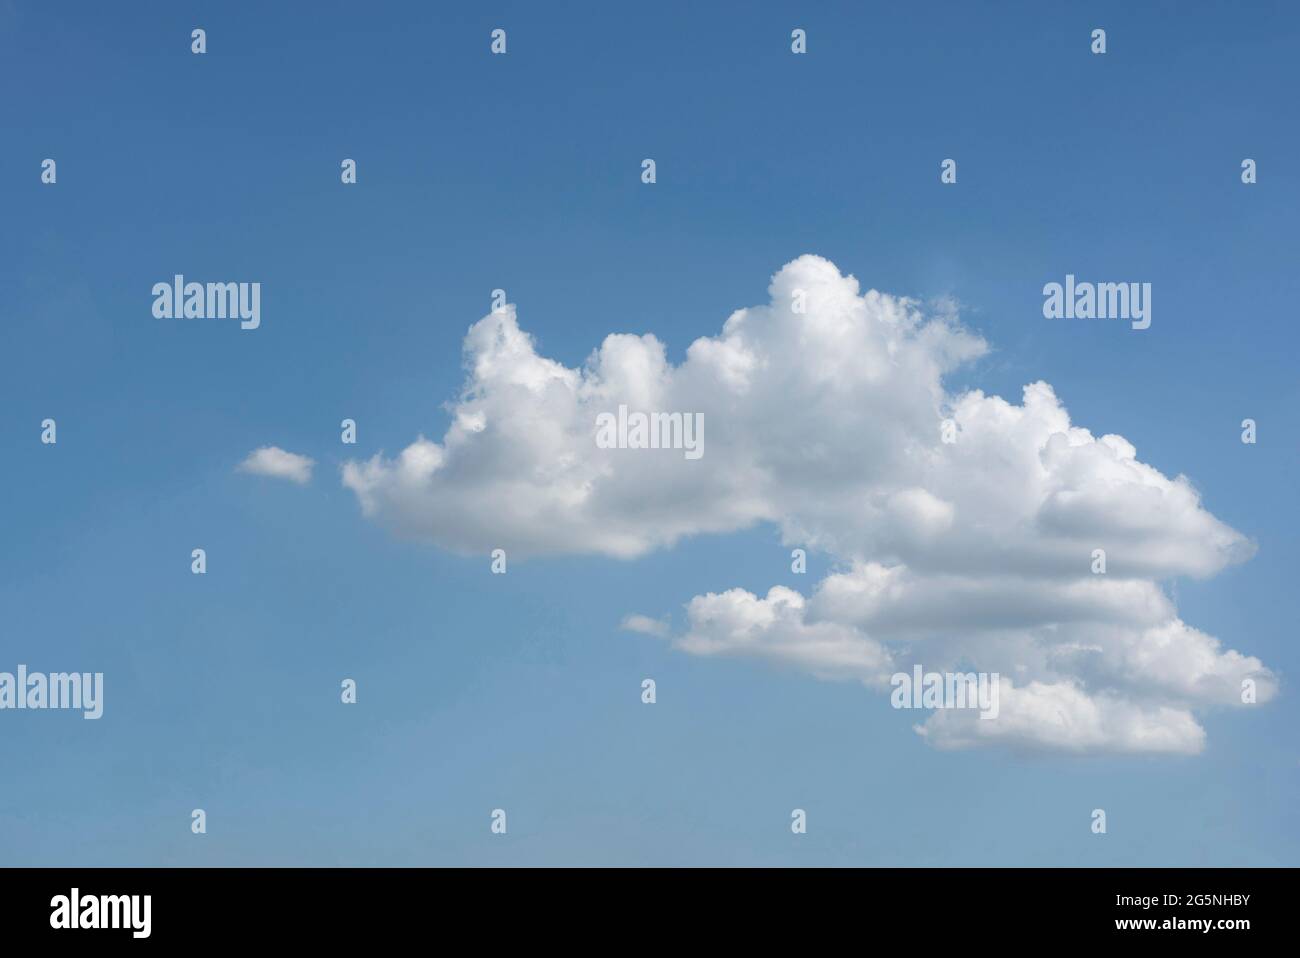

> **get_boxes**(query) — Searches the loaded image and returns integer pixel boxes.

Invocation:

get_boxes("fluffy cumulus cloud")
[238,446,315,484]
[342,255,1273,754]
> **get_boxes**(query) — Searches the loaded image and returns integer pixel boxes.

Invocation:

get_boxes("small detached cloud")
[237,446,315,485]
[620,614,670,637]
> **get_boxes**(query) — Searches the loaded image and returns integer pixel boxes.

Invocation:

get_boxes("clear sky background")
[1,0,1297,865]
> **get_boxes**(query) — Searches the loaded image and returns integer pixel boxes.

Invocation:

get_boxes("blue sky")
[1,0,1297,865]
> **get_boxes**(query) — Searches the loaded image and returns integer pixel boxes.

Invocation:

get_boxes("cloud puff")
[916,680,1209,755]
[620,614,670,638]
[342,255,1272,754]
[237,446,315,485]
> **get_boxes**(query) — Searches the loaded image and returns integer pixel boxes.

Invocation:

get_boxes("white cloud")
[620,614,670,638]
[238,446,315,485]
[342,255,1273,754]
[916,679,1209,755]
[675,586,894,685]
